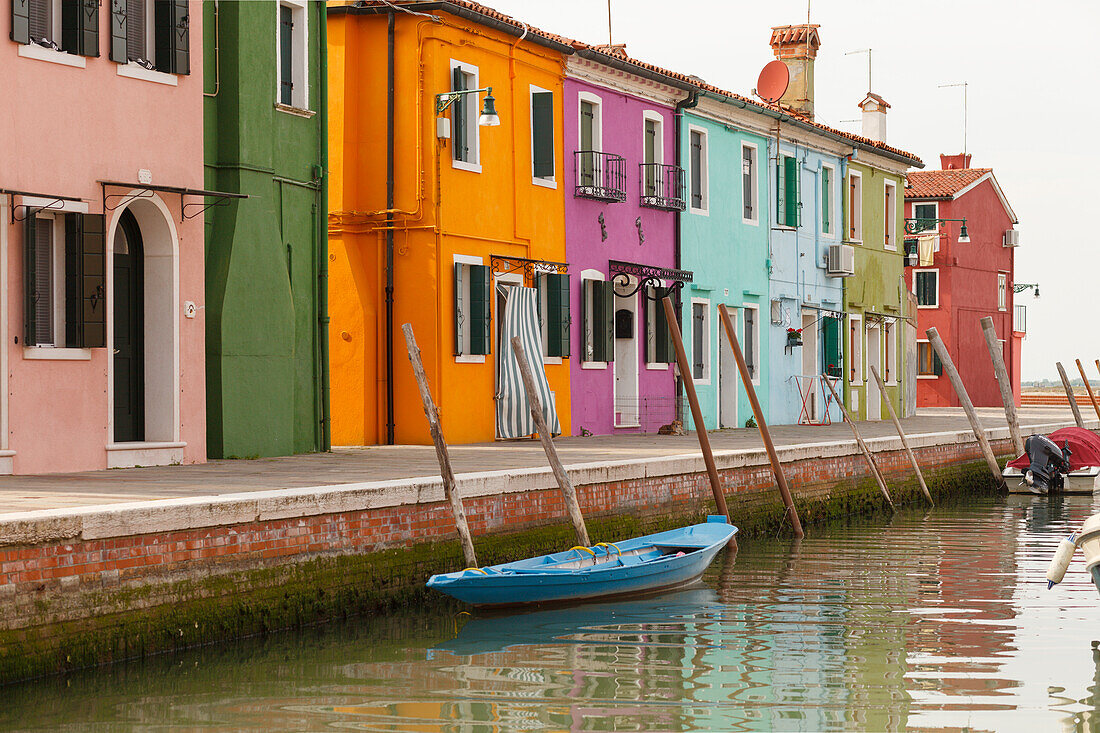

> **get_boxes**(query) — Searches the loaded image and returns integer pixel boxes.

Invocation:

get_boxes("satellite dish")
[756,60,789,104]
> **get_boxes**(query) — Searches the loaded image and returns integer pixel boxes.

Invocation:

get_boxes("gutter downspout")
[319,2,331,451]
[385,10,396,445]
[673,89,699,421]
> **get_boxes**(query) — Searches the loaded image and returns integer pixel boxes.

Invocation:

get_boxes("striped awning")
[496,284,561,439]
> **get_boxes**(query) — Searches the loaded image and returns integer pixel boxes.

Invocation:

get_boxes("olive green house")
[203,0,330,457]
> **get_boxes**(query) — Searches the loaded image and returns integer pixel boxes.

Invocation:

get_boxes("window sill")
[645,363,669,371]
[274,102,316,118]
[454,355,486,364]
[106,441,186,451]
[581,361,607,370]
[614,422,642,429]
[117,62,177,86]
[543,356,562,365]
[689,206,709,217]
[532,177,557,189]
[452,160,482,174]
[742,218,760,227]
[917,375,939,380]
[773,225,796,231]
[916,305,939,310]
[23,347,92,361]
[18,43,86,68]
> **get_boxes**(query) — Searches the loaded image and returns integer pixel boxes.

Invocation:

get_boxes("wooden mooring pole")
[659,297,733,530]
[402,324,478,568]
[870,365,932,506]
[981,317,1024,456]
[1076,359,1100,423]
[1056,362,1085,429]
[822,374,895,511]
[926,327,1005,487]
[509,337,591,548]
[716,303,804,537]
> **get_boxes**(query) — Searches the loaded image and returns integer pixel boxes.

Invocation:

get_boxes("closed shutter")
[154,0,189,74]
[23,211,38,346]
[784,155,799,227]
[453,263,464,354]
[27,0,47,43]
[468,264,490,355]
[11,0,30,44]
[592,280,615,363]
[692,304,704,379]
[452,67,467,162]
[690,131,702,208]
[545,273,570,358]
[654,288,675,364]
[849,176,857,239]
[61,0,97,55]
[776,157,786,226]
[822,316,840,376]
[125,0,143,60]
[531,91,554,180]
[742,147,753,219]
[109,0,127,62]
[64,215,81,347]
[79,214,106,347]
[279,4,293,105]
[822,167,831,233]
[744,308,756,378]
[933,350,943,376]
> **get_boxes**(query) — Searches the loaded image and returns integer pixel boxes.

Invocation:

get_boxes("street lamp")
[904,216,970,243]
[1014,282,1040,299]
[435,87,500,127]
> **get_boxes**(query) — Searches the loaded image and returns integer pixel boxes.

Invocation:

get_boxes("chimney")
[769,24,821,118]
[939,153,972,170]
[857,92,890,143]
[592,43,628,58]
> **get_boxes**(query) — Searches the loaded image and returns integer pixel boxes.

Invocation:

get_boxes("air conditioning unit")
[826,243,855,277]
[1004,229,1020,247]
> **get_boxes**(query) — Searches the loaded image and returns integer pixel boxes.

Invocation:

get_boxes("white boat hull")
[1004,466,1100,494]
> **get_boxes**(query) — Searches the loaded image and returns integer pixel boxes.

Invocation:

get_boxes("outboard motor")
[1022,434,1070,493]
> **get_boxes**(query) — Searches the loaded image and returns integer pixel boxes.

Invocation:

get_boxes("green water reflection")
[6,494,1100,731]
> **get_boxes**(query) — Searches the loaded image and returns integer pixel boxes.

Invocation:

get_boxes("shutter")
[531,91,554,180]
[654,288,675,364]
[822,316,840,376]
[744,308,755,376]
[742,148,753,219]
[125,0,143,60]
[933,350,943,376]
[154,0,189,74]
[592,280,615,363]
[468,264,490,355]
[452,67,467,162]
[109,0,127,62]
[602,281,615,363]
[546,273,570,358]
[80,214,106,347]
[776,158,785,226]
[690,132,702,208]
[822,167,831,233]
[11,0,29,44]
[23,210,37,346]
[65,215,81,347]
[849,176,857,239]
[172,0,188,74]
[581,279,592,361]
[692,304,704,379]
[784,156,799,227]
[279,4,294,105]
[453,263,463,355]
[61,0,96,55]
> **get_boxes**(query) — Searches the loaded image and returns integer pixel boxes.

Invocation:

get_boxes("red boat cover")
[1007,427,1100,470]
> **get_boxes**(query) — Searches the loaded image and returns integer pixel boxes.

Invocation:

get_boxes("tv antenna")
[939,81,969,156]
[845,48,873,93]
[606,0,612,47]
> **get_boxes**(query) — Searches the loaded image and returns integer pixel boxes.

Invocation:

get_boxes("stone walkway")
[0,406,1082,514]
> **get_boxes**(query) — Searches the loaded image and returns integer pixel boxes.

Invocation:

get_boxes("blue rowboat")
[426,516,737,608]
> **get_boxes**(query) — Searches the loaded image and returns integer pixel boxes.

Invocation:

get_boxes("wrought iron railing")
[574,150,627,202]
[639,163,686,211]
[1015,304,1027,333]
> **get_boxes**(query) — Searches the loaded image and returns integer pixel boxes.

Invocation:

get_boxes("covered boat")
[426,516,736,608]
[1004,427,1100,494]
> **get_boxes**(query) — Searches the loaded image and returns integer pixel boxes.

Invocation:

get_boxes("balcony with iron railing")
[574,150,627,203]
[638,163,686,212]
[1014,303,1027,333]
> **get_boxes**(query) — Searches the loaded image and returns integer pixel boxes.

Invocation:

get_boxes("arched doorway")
[113,210,144,442]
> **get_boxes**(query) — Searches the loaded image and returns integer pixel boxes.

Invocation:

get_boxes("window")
[578,94,602,187]
[914,269,938,308]
[742,143,759,223]
[688,126,708,213]
[450,61,480,170]
[535,272,569,358]
[912,202,938,234]
[848,172,862,241]
[22,209,106,349]
[885,321,896,384]
[530,86,555,185]
[917,341,943,377]
[12,0,98,57]
[644,285,675,366]
[776,153,800,228]
[105,0,190,74]
[690,300,710,382]
[822,315,842,378]
[998,273,1007,311]
[277,1,308,110]
[453,260,491,357]
[821,164,834,235]
[849,315,863,385]
[643,113,662,197]
[743,305,759,383]
[581,275,614,365]
[884,180,897,249]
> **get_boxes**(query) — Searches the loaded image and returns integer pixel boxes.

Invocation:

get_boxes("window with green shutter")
[60,0,99,56]
[783,155,800,227]
[452,66,470,163]
[531,90,554,181]
[279,5,294,105]
[915,270,938,307]
[454,262,491,356]
[822,315,841,377]
[582,279,614,364]
[545,273,570,358]
[917,342,942,376]
[645,287,675,365]
[822,166,832,234]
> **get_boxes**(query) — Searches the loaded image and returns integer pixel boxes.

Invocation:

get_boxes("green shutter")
[80,214,106,348]
[776,158,786,226]
[822,316,840,377]
[64,215,81,347]
[10,0,29,44]
[468,264,490,355]
[453,263,464,355]
[933,350,943,376]
[279,4,293,105]
[452,66,467,162]
[822,167,831,233]
[592,280,614,363]
[784,155,799,227]
[109,0,127,62]
[23,210,37,347]
[654,288,675,364]
[546,273,570,358]
[61,0,98,56]
[532,91,554,180]
[690,132,703,208]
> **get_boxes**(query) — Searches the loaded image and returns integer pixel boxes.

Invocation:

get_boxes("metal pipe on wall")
[318,0,331,451]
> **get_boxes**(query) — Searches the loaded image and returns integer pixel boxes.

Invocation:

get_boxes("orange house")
[328,1,571,445]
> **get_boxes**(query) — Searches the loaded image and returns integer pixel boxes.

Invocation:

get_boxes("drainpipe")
[318,2,331,451]
[385,10,396,445]
[673,89,699,421]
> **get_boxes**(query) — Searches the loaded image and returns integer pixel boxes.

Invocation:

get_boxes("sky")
[480,0,1098,382]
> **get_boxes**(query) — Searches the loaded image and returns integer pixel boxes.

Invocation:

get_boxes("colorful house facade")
[1,0,209,473]
[204,0,330,459]
[904,154,1022,408]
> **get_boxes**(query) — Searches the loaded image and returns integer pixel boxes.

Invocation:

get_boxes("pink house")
[1,0,212,473]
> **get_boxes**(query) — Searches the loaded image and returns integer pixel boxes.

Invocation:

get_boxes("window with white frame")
[742,143,759,224]
[277,1,308,110]
[884,180,897,250]
[917,340,942,377]
[644,284,675,367]
[578,93,603,188]
[998,273,1007,311]
[25,0,60,47]
[885,320,897,384]
[125,0,155,66]
[914,269,939,308]
[450,60,480,170]
[848,171,863,242]
[849,314,863,385]
[453,257,491,358]
[581,270,613,366]
[691,299,710,382]
[743,304,760,383]
[530,86,555,185]
[643,112,663,198]
[912,202,938,234]
[821,163,835,235]
[776,152,801,228]
[30,214,62,346]
[688,126,708,213]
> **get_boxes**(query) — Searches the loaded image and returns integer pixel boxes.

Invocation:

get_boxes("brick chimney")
[940,153,972,170]
[769,24,821,118]
[858,92,889,143]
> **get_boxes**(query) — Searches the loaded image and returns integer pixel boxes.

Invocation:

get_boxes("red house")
[904,154,1024,408]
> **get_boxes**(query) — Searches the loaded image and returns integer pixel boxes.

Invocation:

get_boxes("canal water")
[5,494,1100,731]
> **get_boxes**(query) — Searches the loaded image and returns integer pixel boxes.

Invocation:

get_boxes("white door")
[801,310,818,422]
[613,285,639,427]
[718,307,737,427]
[866,325,881,420]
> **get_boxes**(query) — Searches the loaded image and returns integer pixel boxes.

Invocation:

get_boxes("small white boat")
[1046,513,1100,595]
[1003,427,1100,494]
[1004,466,1100,494]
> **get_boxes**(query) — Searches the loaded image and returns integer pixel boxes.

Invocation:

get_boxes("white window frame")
[998,272,1007,311]
[743,303,761,385]
[821,162,836,238]
[644,282,669,371]
[453,254,485,364]
[17,0,89,68]
[848,171,863,244]
[580,268,607,370]
[916,339,938,380]
[884,179,897,251]
[642,110,663,165]
[529,84,556,189]
[690,297,711,385]
[849,314,863,386]
[742,142,760,226]
[914,268,939,309]
[912,201,939,235]
[450,59,482,173]
[885,320,897,385]
[276,0,310,112]
[535,271,561,365]
[577,91,604,153]
[687,124,709,216]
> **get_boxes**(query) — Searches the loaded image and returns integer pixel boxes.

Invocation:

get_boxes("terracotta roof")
[859,92,891,109]
[905,168,993,199]
[769,24,821,47]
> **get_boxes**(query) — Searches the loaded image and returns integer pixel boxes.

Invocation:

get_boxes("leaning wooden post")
[659,297,733,528]
[1056,362,1085,428]
[822,374,895,511]
[402,324,478,568]
[1076,359,1100,423]
[927,327,1005,487]
[509,337,590,547]
[716,303,804,537]
[980,317,1024,456]
[870,365,931,506]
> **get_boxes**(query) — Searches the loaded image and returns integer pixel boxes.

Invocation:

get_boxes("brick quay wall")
[0,426,1046,683]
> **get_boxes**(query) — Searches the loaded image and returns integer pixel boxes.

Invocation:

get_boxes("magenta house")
[563,46,695,435]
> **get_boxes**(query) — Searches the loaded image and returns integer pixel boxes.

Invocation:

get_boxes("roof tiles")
[905,168,992,199]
